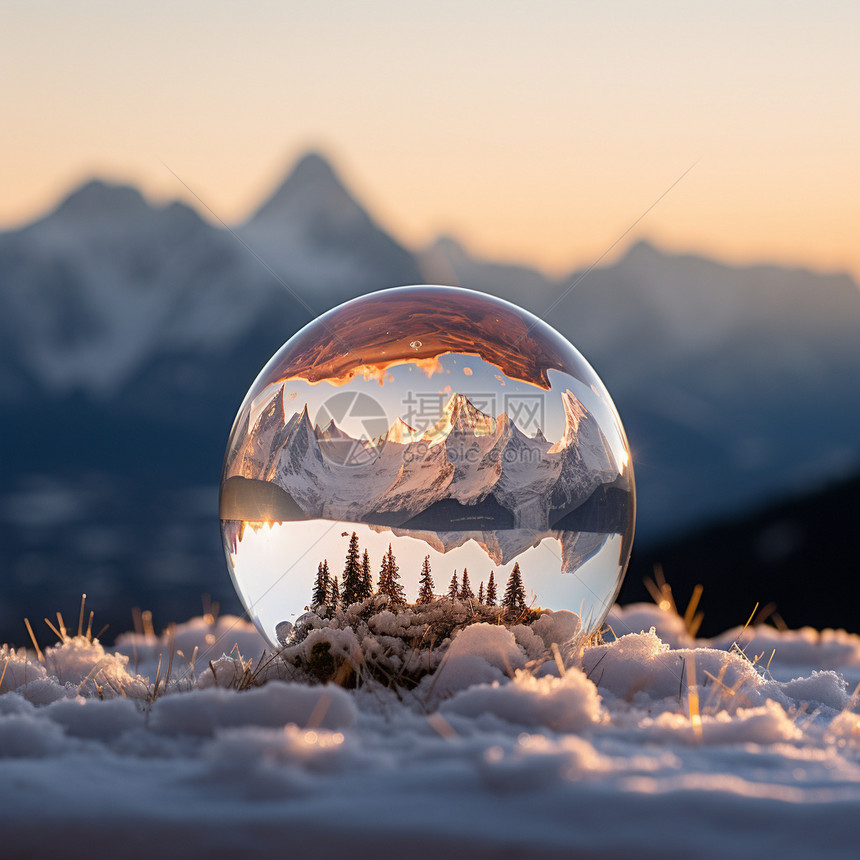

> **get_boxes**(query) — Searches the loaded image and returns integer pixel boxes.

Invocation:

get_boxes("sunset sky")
[2,1,858,277]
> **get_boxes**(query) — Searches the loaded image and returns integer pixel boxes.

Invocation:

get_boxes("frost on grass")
[269,595,551,689]
[0,635,150,704]
[4,598,860,858]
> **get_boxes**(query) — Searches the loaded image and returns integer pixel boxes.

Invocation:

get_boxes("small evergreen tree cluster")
[309,536,526,611]
[446,566,519,609]
[311,534,438,609]
[313,532,374,610]
[445,563,524,611]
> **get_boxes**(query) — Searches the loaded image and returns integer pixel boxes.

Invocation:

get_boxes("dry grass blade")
[703,651,733,714]
[644,564,676,614]
[683,585,703,629]
[585,650,608,681]
[43,617,63,642]
[687,611,705,639]
[141,610,155,639]
[305,692,333,729]
[686,653,702,740]
[551,642,566,676]
[151,654,163,703]
[771,611,789,632]
[426,712,458,739]
[78,660,107,695]
[683,584,705,637]
[754,602,778,627]
[24,618,44,663]
[201,594,220,626]
[730,602,760,655]
[703,668,755,710]
[165,624,176,694]
[132,607,143,636]
[244,650,276,688]
[77,594,87,638]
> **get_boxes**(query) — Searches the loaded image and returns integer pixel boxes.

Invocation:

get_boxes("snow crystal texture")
[2,603,860,859]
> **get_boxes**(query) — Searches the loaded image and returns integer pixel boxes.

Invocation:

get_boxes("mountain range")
[221,390,630,575]
[222,390,629,533]
[2,149,860,638]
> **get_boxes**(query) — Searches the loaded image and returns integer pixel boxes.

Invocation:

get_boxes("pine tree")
[312,559,331,607]
[477,581,485,604]
[459,568,474,600]
[502,563,526,614]
[486,571,497,606]
[376,549,387,595]
[341,532,362,606]
[417,556,435,604]
[330,575,340,606]
[377,544,406,604]
[358,549,374,601]
[448,572,460,599]
[387,544,406,604]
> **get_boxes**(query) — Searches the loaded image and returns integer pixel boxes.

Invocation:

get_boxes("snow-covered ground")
[3,603,860,859]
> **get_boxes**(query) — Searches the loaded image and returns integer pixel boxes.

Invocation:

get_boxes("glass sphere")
[220,285,635,647]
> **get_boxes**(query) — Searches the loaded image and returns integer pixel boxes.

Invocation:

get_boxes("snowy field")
[3,601,860,859]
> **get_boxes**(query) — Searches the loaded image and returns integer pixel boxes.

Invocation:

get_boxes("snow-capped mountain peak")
[549,390,589,453]
[37,179,206,241]
[385,417,420,444]
[317,418,350,442]
[48,179,150,225]
[238,150,422,300]
[245,151,365,232]
[423,393,496,445]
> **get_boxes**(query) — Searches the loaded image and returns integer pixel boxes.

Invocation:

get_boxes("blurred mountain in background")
[2,151,859,640]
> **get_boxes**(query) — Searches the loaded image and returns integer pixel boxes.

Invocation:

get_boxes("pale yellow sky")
[2,1,858,277]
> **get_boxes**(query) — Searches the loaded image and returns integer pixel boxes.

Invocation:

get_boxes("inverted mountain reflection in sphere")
[220,286,635,648]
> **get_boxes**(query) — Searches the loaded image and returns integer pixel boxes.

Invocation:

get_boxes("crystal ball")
[220,285,635,647]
